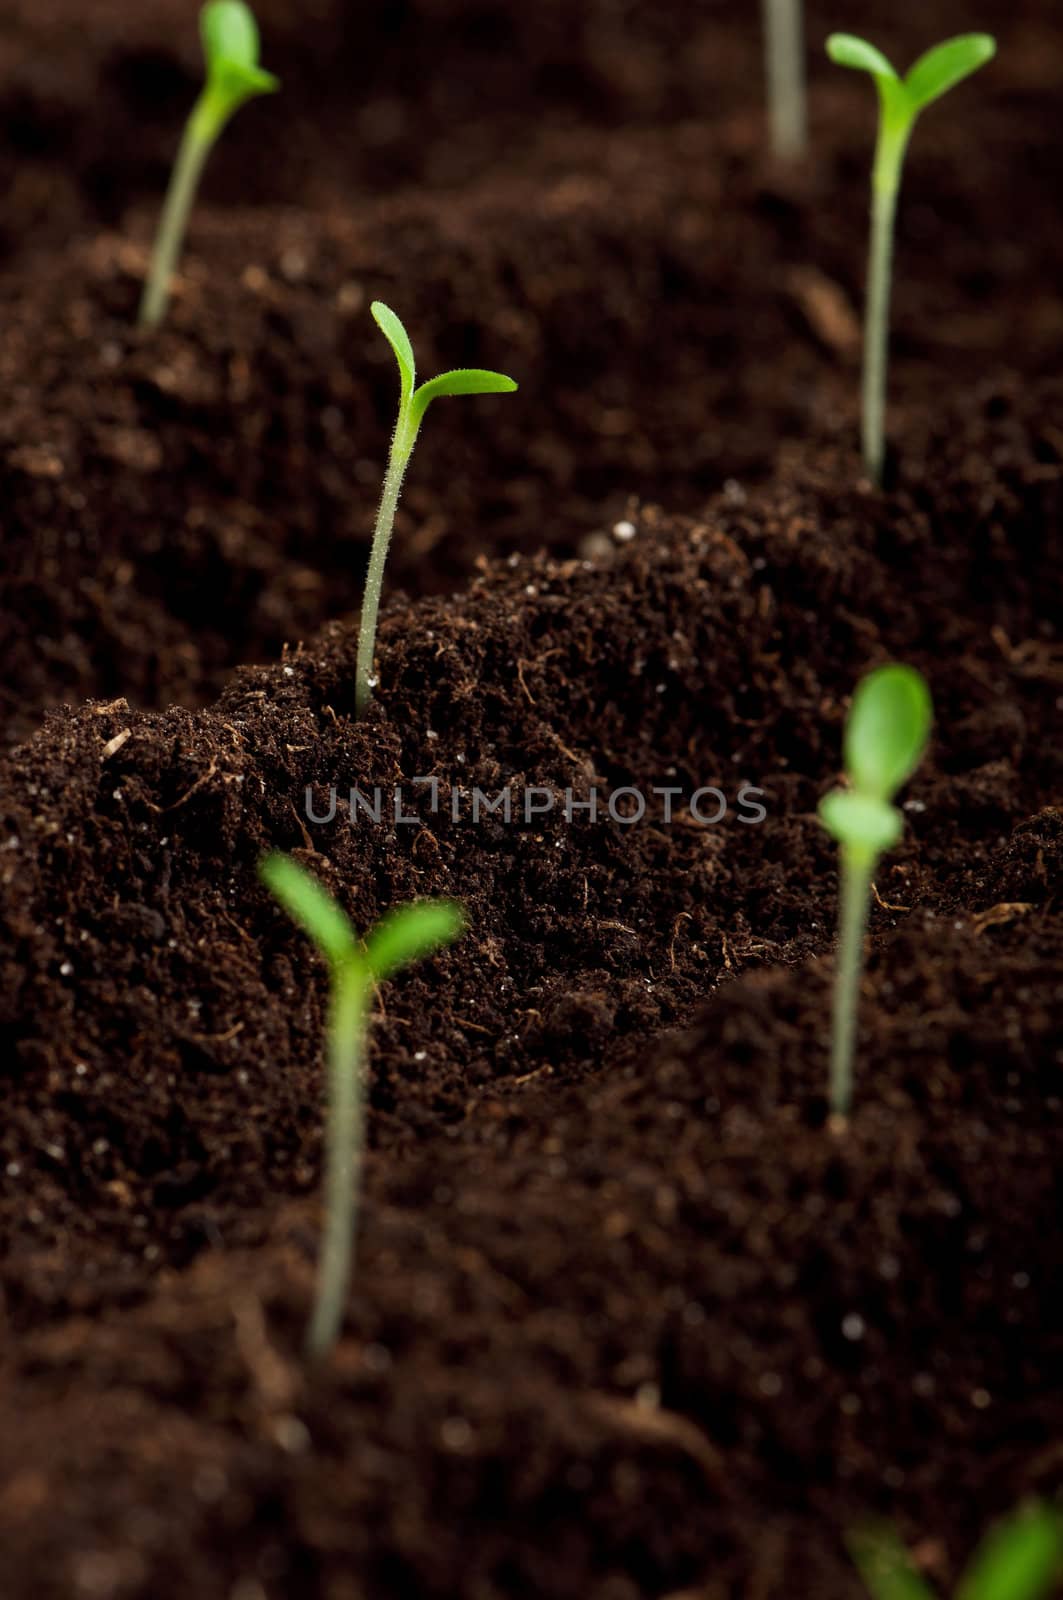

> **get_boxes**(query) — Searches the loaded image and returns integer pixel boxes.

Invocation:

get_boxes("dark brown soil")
[3,0,1063,749]
[1,1,1061,1597]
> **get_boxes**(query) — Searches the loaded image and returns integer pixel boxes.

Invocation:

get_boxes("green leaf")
[201,1,278,98]
[826,34,899,83]
[844,665,932,802]
[415,369,519,404]
[410,368,518,430]
[259,854,358,969]
[371,301,417,402]
[820,790,903,856]
[848,1525,937,1600]
[903,34,996,114]
[202,0,261,70]
[958,1505,1063,1600]
[366,900,466,982]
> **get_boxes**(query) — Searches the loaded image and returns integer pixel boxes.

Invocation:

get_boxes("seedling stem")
[356,401,417,718]
[864,115,908,488]
[140,106,213,330]
[763,0,808,160]
[830,846,874,1118]
[310,965,366,1362]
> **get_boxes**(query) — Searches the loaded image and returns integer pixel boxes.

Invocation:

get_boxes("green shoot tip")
[201,1,279,105]
[371,301,518,424]
[826,30,996,114]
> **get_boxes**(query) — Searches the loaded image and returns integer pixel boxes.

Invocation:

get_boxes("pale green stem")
[829,845,875,1118]
[862,112,910,485]
[306,963,369,1362]
[139,95,221,329]
[862,180,897,485]
[355,405,418,717]
[762,0,807,160]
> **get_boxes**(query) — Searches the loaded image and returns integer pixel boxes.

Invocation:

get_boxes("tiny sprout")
[139,1,278,328]
[826,31,996,484]
[851,1502,1063,1600]
[356,301,517,717]
[819,664,932,1119]
[260,853,465,1361]
[762,0,808,160]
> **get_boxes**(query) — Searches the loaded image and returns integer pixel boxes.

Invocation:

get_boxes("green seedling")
[819,664,932,1119]
[826,32,996,484]
[763,0,808,159]
[356,301,517,717]
[139,1,278,328]
[851,1503,1063,1600]
[260,853,464,1361]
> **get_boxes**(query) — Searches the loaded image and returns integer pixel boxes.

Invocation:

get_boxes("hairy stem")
[139,98,216,329]
[306,965,368,1362]
[830,846,875,1118]
[762,0,807,159]
[355,409,416,717]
